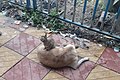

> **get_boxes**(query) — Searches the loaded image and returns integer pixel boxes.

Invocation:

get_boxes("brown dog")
[37,33,89,69]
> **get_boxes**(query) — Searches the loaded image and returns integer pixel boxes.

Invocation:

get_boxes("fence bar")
[72,0,77,22]
[100,0,111,30]
[6,1,120,41]
[58,17,120,40]
[111,7,120,33]
[32,0,37,10]
[103,0,111,21]
[91,0,99,27]
[48,0,51,14]
[81,0,87,24]
[40,0,43,12]
[0,0,3,9]
[56,0,58,13]
[64,0,67,19]
[26,0,31,9]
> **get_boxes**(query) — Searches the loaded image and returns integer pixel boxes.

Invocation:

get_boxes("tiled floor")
[53,61,95,80]
[4,33,41,56]
[1,13,120,80]
[97,48,120,74]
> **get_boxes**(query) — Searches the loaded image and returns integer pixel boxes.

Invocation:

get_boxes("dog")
[37,33,89,69]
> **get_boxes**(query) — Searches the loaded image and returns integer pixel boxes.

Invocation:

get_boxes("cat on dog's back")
[37,33,89,69]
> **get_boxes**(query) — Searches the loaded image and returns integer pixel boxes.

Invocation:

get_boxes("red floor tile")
[3,58,50,80]
[4,33,41,56]
[53,61,95,80]
[97,48,120,73]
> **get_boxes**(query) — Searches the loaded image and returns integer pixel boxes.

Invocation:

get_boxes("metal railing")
[5,0,120,40]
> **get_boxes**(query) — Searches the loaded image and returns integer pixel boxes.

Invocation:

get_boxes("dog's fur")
[37,33,89,69]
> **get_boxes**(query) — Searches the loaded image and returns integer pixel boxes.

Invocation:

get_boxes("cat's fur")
[37,33,89,69]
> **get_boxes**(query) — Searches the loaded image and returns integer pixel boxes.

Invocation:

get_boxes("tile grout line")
[50,69,71,80]
[95,47,107,64]
[85,61,97,80]
[92,47,120,74]
[1,31,21,48]
[24,57,53,80]
[3,34,42,58]
[27,58,55,80]
[4,45,26,57]
[97,63,120,75]
[94,47,120,74]
[87,75,120,80]
[1,56,26,77]
[41,69,52,80]
[85,47,107,79]
[26,57,70,80]
[109,50,120,73]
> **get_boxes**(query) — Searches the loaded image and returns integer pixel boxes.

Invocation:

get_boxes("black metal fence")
[4,0,120,40]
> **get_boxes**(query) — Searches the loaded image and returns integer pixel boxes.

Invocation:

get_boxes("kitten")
[40,33,55,51]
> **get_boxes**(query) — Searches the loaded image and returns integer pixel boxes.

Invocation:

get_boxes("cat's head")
[40,32,48,43]
[40,33,55,51]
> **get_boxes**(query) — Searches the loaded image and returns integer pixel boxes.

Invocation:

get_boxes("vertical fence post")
[48,0,50,14]
[72,0,77,22]
[64,0,67,19]
[56,0,58,13]
[91,0,99,27]
[111,7,120,33]
[100,0,111,30]
[81,0,87,25]
[40,0,43,12]
[0,0,2,10]
[26,0,31,9]
[33,0,37,10]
